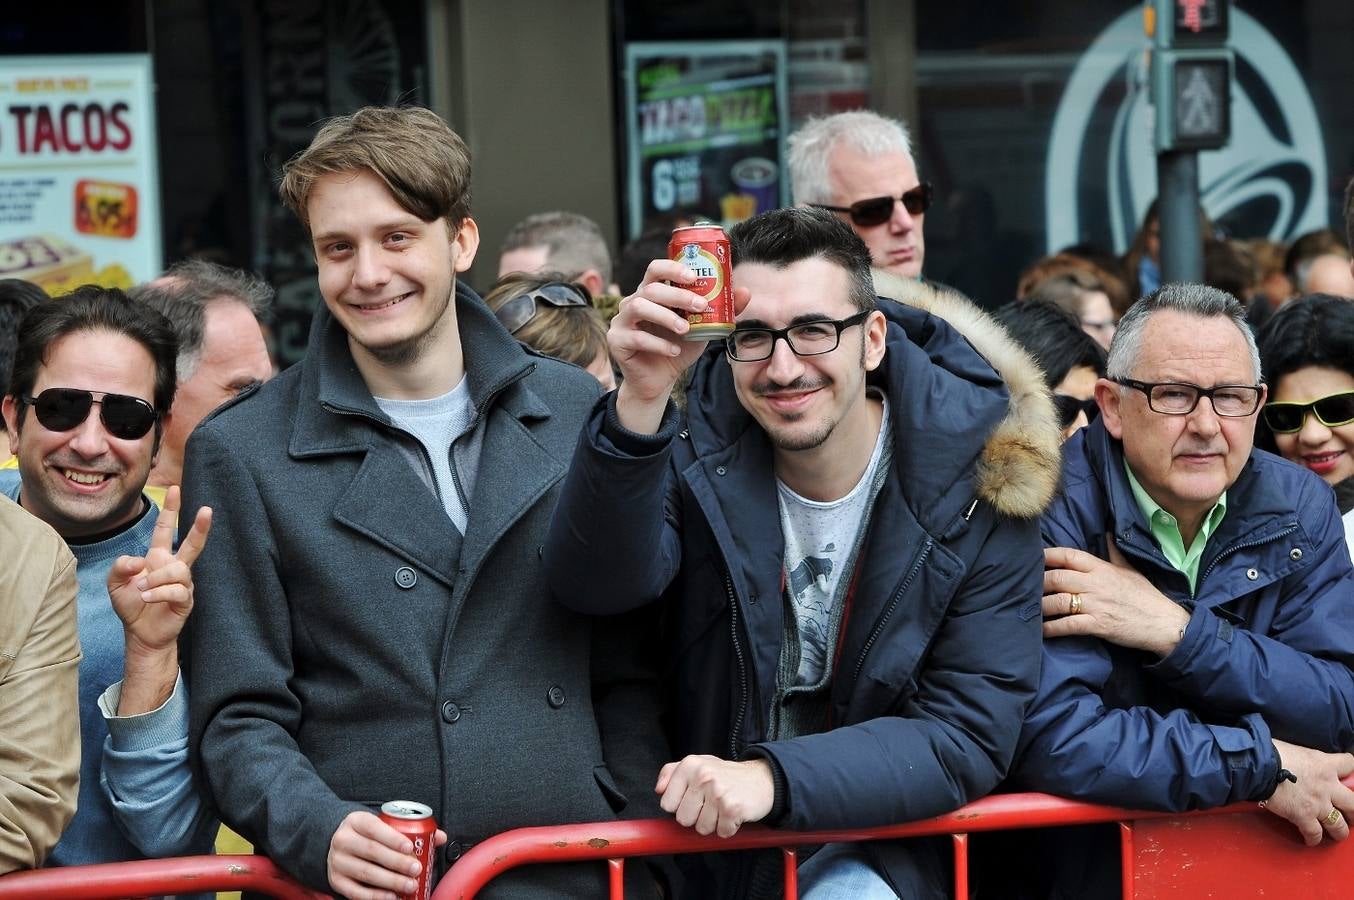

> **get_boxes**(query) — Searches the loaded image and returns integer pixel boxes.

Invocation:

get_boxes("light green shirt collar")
[1124,460,1227,594]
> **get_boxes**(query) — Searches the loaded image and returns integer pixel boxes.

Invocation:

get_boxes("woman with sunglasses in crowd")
[993,298,1106,441]
[1256,293,1354,553]
[485,272,616,391]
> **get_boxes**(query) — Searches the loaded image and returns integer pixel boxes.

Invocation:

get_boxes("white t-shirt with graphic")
[776,392,891,686]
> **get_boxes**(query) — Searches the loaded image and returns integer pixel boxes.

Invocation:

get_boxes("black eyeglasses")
[493,281,591,334]
[725,310,872,362]
[1115,378,1263,417]
[21,388,160,440]
[809,182,934,227]
[1262,390,1354,434]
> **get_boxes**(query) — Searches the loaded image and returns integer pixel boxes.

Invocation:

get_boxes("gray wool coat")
[183,285,667,898]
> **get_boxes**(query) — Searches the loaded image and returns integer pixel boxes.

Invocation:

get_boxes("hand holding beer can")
[379,801,438,900]
[669,225,735,341]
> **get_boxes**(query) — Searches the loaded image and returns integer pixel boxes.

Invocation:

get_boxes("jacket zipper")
[1198,523,1298,586]
[850,538,933,689]
[724,569,750,758]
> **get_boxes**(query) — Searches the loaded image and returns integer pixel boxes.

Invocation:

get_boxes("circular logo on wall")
[1045,9,1327,254]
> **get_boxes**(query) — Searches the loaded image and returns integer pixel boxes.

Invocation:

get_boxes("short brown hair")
[484,272,608,369]
[279,106,472,235]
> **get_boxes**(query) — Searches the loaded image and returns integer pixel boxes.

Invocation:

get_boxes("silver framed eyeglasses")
[725,310,872,362]
[1115,378,1263,417]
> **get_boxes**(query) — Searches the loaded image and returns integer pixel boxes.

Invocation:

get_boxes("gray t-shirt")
[776,392,891,686]
[375,377,475,533]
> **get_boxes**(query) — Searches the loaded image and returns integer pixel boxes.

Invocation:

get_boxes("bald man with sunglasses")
[0,286,218,888]
[788,110,932,281]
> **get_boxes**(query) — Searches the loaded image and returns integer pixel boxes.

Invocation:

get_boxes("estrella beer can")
[669,224,734,340]
[379,800,437,900]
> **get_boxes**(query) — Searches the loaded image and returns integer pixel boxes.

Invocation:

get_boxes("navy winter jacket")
[1012,417,1354,811]
[546,288,1061,897]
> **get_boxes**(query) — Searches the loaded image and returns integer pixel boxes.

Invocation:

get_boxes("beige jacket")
[0,493,80,872]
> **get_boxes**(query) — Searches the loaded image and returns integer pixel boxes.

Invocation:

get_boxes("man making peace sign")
[1,286,217,892]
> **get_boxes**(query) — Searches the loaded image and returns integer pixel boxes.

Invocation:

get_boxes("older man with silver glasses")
[1005,283,1354,898]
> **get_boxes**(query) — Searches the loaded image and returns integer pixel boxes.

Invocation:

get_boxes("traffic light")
[1148,0,1232,152]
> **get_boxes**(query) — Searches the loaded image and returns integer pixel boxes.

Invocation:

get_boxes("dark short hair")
[0,279,48,397]
[129,260,273,382]
[993,299,1106,389]
[1283,228,1348,288]
[8,286,178,421]
[728,207,877,313]
[1256,293,1354,387]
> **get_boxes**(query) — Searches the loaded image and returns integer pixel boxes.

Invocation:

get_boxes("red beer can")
[669,224,735,340]
[379,800,437,900]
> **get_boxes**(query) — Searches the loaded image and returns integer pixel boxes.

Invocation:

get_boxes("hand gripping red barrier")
[0,855,328,900]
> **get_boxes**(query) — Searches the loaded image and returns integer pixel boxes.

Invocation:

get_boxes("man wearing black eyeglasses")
[1002,283,1354,898]
[0,286,217,888]
[788,110,931,281]
[546,207,1061,898]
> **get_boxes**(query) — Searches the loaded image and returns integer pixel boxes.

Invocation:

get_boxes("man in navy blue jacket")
[1010,283,1354,896]
[545,208,1062,898]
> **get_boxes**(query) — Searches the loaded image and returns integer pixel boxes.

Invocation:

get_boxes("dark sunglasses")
[810,182,934,227]
[493,282,591,334]
[1053,394,1098,431]
[1262,390,1354,434]
[21,387,160,440]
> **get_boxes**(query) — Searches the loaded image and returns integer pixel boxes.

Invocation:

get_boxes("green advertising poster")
[625,41,789,239]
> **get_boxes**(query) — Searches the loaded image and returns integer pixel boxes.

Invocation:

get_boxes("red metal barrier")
[5,786,1352,900]
[428,784,1354,900]
[0,855,328,900]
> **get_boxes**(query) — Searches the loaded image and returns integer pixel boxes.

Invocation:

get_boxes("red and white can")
[379,800,438,900]
[669,224,735,340]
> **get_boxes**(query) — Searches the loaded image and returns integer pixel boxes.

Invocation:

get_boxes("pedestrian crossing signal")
[1149,0,1232,151]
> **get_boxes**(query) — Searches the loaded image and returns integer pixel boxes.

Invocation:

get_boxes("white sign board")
[0,55,161,293]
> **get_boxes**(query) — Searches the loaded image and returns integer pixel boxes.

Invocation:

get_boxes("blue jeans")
[798,842,899,899]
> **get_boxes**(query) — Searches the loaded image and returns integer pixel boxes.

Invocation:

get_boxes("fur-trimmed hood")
[872,271,1061,519]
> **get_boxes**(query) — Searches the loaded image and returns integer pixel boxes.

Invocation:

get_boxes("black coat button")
[547,685,566,708]
[395,567,417,589]
[445,840,463,862]
[441,701,461,723]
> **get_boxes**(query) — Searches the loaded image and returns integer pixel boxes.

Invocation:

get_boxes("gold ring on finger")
[1069,593,1084,615]
[1327,808,1342,826]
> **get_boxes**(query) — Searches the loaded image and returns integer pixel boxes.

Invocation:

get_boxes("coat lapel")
[333,444,463,587]
[455,402,563,601]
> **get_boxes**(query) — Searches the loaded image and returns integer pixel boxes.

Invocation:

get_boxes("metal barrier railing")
[0,854,327,900]
[4,784,1351,900]
[430,786,1354,900]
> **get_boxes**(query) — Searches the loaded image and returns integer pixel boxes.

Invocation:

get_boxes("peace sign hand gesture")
[107,485,213,658]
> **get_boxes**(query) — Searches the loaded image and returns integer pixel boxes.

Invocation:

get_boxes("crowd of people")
[2,100,1353,900]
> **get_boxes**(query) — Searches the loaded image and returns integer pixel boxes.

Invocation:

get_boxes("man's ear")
[2,395,21,456]
[578,269,607,299]
[863,309,888,372]
[452,217,481,273]
[1095,377,1123,439]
